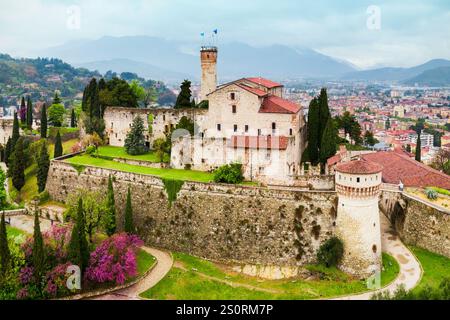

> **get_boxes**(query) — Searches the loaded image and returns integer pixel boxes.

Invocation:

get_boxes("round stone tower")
[200,46,218,101]
[334,160,384,278]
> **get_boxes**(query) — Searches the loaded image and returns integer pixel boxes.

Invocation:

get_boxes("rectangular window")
[163,115,166,121]
[217,124,221,131]
[245,125,249,133]
[289,128,293,136]
[357,177,360,183]
[230,92,235,100]
[234,125,238,132]
[232,105,237,113]
[272,122,276,133]
[258,129,262,136]
[111,122,114,128]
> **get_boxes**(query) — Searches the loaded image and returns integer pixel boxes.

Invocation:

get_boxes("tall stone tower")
[200,46,218,101]
[334,160,384,278]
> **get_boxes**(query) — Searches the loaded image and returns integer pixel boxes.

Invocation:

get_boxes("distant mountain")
[76,59,191,83]
[402,66,450,87]
[341,59,450,82]
[39,36,356,81]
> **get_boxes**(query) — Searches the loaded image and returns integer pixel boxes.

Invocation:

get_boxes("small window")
[217,124,221,131]
[272,122,276,130]
[357,177,360,183]
[258,129,262,136]
[233,125,238,132]
[232,105,237,113]
[245,125,249,133]
[163,115,166,121]
[111,122,113,128]
[230,92,235,100]
[289,128,293,136]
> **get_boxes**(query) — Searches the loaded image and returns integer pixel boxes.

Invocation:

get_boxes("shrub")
[85,233,143,285]
[317,237,344,268]
[85,145,96,155]
[428,187,450,197]
[371,278,450,300]
[425,188,438,200]
[213,163,244,184]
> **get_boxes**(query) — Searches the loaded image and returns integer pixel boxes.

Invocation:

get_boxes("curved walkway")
[92,247,173,300]
[332,214,422,300]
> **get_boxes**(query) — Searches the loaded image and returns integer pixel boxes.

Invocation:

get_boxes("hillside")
[402,66,450,87]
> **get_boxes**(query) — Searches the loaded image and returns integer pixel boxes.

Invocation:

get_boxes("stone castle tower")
[334,160,384,278]
[200,46,218,101]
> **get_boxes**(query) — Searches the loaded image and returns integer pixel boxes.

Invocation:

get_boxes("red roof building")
[245,77,282,89]
[335,160,383,175]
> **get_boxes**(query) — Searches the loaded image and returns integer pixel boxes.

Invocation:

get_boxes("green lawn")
[96,145,169,163]
[140,252,399,300]
[136,249,157,276]
[65,154,215,183]
[6,226,27,238]
[410,246,450,293]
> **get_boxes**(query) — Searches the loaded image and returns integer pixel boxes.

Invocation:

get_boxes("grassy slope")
[66,154,214,183]
[141,252,399,300]
[6,225,27,237]
[136,249,157,276]
[410,246,450,293]
[97,145,169,163]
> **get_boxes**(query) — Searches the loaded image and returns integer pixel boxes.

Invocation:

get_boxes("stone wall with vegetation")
[46,160,338,267]
[380,190,450,258]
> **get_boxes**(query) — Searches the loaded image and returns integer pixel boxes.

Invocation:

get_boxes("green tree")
[318,88,330,141]
[32,209,45,286]
[98,77,138,109]
[36,140,50,193]
[124,115,148,155]
[68,198,90,272]
[10,137,26,191]
[174,80,193,109]
[70,108,76,128]
[48,103,65,127]
[26,96,33,130]
[307,98,320,165]
[124,187,134,234]
[4,137,12,167]
[130,80,146,107]
[385,118,391,130]
[415,134,422,162]
[317,237,344,268]
[53,91,62,104]
[319,118,338,165]
[364,131,377,146]
[0,212,11,275]
[0,168,7,209]
[153,137,170,163]
[40,103,47,139]
[103,176,116,236]
[11,112,20,149]
[19,96,26,123]
[175,116,195,136]
[54,130,63,158]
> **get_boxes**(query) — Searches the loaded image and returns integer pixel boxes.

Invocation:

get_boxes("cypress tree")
[11,137,25,191]
[124,187,134,234]
[26,96,33,130]
[174,80,193,109]
[53,91,62,104]
[54,130,63,158]
[68,198,89,272]
[37,141,50,193]
[0,211,11,275]
[70,109,76,128]
[11,112,20,149]
[32,209,45,286]
[4,137,12,167]
[319,118,338,165]
[318,88,330,141]
[307,98,320,165]
[104,175,116,236]
[19,97,26,123]
[40,103,47,139]
[415,134,422,162]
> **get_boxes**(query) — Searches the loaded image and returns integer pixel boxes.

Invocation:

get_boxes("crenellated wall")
[46,160,338,267]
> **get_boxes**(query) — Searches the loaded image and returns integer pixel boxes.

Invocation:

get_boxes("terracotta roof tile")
[259,96,301,114]
[235,84,268,97]
[335,160,383,174]
[245,77,282,89]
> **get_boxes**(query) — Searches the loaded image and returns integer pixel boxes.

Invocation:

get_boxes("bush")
[85,145,96,155]
[213,163,244,184]
[428,187,450,197]
[371,278,450,300]
[317,237,344,268]
[425,188,438,200]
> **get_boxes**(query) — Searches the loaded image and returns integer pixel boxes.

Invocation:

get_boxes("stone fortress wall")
[0,118,14,145]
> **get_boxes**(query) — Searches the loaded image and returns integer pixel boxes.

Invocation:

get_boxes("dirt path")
[331,214,422,300]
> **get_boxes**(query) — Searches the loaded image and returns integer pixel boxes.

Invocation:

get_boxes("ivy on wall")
[162,178,184,207]
[147,114,154,136]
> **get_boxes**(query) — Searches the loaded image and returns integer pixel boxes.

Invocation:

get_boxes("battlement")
[201,46,218,52]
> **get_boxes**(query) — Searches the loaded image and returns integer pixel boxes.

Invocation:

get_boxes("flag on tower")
[200,32,205,37]
[213,29,218,34]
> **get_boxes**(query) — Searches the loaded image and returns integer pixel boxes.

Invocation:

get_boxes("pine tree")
[174,80,193,109]
[4,137,12,167]
[0,212,11,275]
[11,137,25,191]
[415,134,422,162]
[68,198,90,272]
[37,141,50,193]
[307,98,320,165]
[54,130,63,158]
[103,176,116,236]
[124,115,148,155]
[40,103,47,139]
[319,118,338,165]
[26,96,33,130]
[70,109,76,128]
[53,91,62,104]
[124,187,134,234]
[11,112,20,149]
[19,97,26,123]
[32,209,45,286]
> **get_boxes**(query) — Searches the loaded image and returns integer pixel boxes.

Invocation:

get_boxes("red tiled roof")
[335,160,383,175]
[327,154,341,166]
[229,135,289,150]
[361,152,450,189]
[245,77,282,89]
[259,95,301,114]
[235,84,268,97]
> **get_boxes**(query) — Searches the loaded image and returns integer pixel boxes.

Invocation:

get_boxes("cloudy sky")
[1,0,449,69]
